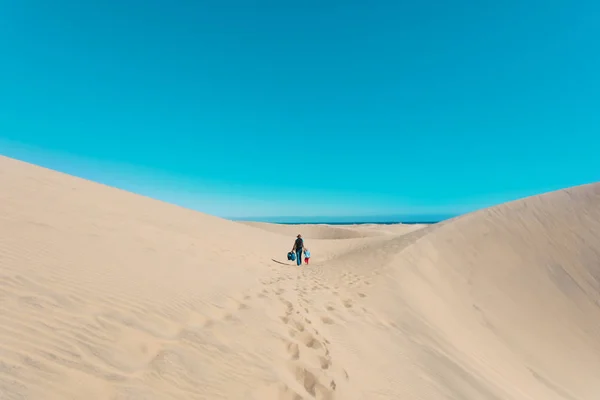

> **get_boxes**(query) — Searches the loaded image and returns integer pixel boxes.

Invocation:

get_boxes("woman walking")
[291,234,305,266]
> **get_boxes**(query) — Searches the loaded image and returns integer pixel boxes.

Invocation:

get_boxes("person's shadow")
[271,259,289,265]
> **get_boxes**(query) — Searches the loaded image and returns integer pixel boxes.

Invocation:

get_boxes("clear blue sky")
[1,0,599,220]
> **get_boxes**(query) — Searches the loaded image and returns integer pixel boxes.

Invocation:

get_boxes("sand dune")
[239,221,380,240]
[1,154,599,399]
[240,221,427,240]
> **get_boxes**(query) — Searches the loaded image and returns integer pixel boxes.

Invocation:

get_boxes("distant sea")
[275,220,441,225]
[273,221,441,225]
[234,214,456,225]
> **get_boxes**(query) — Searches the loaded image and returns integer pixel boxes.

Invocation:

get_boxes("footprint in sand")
[342,299,353,309]
[286,341,300,360]
[203,319,215,328]
[223,313,237,322]
[279,298,294,315]
[319,355,331,370]
[321,316,335,325]
[298,331,323,350]
[358,293,366,298]
[291,365,336,399]
[291,319,305,332]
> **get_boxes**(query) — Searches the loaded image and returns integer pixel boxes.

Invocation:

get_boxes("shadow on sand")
[271,259,290,265]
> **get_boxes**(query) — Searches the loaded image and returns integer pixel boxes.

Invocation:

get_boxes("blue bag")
[287,251,296,261]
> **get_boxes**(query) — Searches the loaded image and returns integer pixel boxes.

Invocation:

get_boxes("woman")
[291,234,305,266]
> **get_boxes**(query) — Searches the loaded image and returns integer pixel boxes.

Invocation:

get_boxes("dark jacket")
[293,237,304,251]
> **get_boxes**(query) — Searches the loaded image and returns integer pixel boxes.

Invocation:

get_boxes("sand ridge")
[239,221,426,240]
[1,154,599,399]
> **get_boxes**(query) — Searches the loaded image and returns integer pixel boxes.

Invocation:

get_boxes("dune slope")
[239,221,377,240]
[1,155,599,400]
[239,221,426,240]
[319,182,600,399]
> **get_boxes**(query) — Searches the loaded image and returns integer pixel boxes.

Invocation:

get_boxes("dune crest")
[239,221,425,240]
[1,155,599,400]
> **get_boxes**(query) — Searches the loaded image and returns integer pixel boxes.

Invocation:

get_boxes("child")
[303,248,311,264]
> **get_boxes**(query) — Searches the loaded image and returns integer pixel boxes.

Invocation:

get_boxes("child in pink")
[303,248,311,264]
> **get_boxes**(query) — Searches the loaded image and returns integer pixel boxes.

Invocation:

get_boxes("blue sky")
[1,0,599,220]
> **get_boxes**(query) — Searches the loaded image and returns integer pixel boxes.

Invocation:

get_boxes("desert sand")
[1,154,599,399]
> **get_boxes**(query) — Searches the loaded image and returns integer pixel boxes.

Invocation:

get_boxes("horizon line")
[227,213,460,222]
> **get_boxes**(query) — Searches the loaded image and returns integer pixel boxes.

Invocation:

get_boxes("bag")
[287,252,296,261]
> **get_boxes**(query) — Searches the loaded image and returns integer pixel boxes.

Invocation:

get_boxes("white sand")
[1,154,599,399]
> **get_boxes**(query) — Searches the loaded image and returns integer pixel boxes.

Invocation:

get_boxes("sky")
[1,0,599,220]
